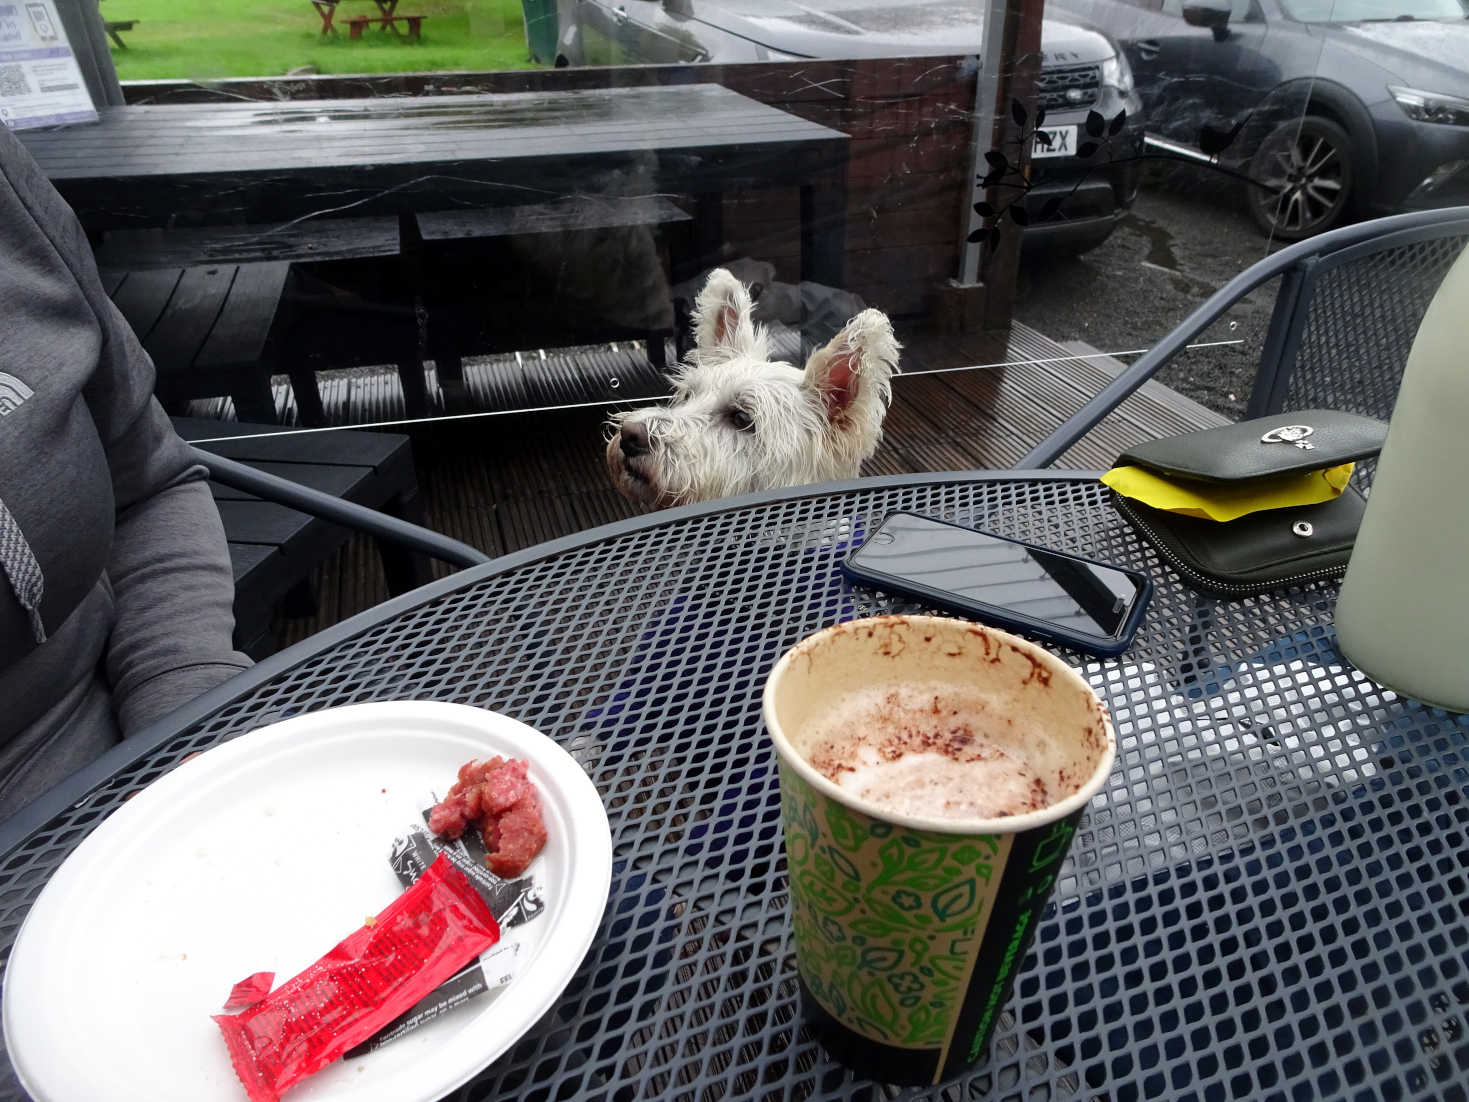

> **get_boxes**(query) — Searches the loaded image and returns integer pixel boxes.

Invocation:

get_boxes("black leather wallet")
[1110,410,1388,598]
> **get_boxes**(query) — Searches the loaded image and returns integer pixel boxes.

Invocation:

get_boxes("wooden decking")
[177,320,1225,650]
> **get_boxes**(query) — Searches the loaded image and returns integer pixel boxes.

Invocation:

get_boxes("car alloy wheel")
[1247,115,1355,241]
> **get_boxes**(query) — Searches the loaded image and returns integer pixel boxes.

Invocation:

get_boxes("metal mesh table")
[3,473,1467,1101]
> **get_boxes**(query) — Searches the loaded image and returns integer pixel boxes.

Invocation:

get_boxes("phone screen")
[848,513,1148,642]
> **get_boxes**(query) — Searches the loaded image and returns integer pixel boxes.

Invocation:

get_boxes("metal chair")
[193,447,491,655]
[1013,207,1469,710]
[192,447,490,573]
[1017,206,1469,473]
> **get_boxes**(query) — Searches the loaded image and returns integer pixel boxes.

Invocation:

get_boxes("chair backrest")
[1017,206,1469,470]
[1247,224,1469,421]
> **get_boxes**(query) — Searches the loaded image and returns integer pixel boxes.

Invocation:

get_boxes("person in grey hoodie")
[0,124,251,818]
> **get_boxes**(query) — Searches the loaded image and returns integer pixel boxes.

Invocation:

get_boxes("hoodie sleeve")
[0,127,252,733]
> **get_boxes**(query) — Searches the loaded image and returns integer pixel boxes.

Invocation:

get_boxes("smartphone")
[841,512,1152,657]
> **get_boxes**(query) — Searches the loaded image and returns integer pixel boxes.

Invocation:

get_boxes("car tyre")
[1246,115,1355,241]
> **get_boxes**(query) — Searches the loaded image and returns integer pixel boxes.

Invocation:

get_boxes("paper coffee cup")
[764,615,1115,1086]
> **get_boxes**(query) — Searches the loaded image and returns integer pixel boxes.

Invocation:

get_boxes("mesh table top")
[3,473,1466,1101]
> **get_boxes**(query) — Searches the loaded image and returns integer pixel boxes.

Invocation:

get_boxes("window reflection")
[5,0,1468,640]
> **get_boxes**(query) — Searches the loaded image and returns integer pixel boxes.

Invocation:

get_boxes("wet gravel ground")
[1015,165,1289,420]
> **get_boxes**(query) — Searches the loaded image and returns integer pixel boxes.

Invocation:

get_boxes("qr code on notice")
[0,64,31,98]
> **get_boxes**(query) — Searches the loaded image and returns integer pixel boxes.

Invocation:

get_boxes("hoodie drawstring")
[0,494,45,644]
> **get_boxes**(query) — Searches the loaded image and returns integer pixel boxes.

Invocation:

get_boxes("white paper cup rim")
[763,615,1116,835]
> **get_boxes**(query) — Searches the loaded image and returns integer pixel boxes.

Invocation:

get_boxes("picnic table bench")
[175,416,431,658]
[408,195,694,393]
[96,217,406,425]
[95,198,693,421]
[347,13,423,39]
[101,263,289,425]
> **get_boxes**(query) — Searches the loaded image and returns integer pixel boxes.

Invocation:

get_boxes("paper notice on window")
[0,0,96,130]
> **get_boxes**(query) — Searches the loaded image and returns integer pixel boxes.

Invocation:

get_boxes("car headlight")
[1390,86,1469,127]
[1100,53,1134,98]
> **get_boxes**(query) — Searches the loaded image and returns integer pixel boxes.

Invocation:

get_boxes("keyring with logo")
[1260,424,1316,450]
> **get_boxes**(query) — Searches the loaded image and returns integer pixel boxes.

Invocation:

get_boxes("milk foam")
[796,683,1050,821]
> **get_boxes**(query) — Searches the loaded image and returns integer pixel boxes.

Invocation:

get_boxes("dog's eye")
[726,407,755,431]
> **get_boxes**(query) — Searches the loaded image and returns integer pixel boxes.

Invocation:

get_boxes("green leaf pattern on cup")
[780,764,1004,1048]
[825,801,869,852]
[932,879,977,920]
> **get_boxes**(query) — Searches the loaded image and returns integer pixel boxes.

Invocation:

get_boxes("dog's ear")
[691,268,758,360]
[802,309,899,427]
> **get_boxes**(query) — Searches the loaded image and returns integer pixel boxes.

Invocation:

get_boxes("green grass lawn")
[107,0,540,81]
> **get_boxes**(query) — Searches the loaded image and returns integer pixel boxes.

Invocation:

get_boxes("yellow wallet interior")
[1100,463,1355,522]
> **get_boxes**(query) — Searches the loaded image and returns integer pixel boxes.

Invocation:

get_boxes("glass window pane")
[8,0,1469,642]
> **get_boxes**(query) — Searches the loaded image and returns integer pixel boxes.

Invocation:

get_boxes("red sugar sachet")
[212,854,500,1102]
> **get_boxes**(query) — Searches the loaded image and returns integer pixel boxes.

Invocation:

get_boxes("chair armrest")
[191,447,492,570]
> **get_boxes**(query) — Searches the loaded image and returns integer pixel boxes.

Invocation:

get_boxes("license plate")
[1032,125,1078,159]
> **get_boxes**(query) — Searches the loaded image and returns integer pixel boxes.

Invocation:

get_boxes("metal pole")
[957,0,1013,286]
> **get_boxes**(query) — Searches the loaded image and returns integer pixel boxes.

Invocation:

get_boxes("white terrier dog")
[606,268,900,508]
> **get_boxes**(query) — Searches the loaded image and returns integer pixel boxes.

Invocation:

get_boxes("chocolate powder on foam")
[803,688,1053,818]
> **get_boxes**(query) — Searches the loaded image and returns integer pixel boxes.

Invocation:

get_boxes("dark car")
[1052,0,1469,239]
[551,0,1147,253]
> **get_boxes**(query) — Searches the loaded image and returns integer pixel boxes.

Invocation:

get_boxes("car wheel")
[1246,115,1355,241]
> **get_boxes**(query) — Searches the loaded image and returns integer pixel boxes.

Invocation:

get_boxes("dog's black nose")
[620,421,651,459]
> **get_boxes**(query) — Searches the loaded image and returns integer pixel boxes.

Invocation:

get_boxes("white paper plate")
[3,701,612,1102]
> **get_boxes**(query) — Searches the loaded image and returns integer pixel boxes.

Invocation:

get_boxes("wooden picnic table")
[22,85,847,420]
[311,0,425,40]
[103,18,136,48]
[18,84,850,287]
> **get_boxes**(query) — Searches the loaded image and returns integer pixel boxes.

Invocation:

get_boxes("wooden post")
[51,0,125,107]
[982,0,1044,331]
[941,0,1046,334]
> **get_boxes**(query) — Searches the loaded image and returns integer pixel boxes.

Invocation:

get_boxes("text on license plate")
[1032,125,1078,159]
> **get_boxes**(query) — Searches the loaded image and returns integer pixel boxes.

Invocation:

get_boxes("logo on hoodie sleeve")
[0,373,34,416]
